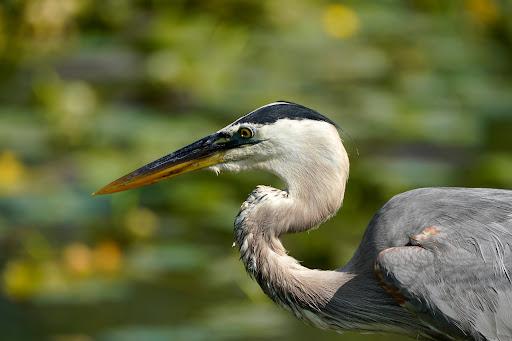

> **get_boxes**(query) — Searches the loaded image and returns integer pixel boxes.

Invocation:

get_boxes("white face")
[208,118,345,181]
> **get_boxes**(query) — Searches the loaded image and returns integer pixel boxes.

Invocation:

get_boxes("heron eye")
[239,127,253,139]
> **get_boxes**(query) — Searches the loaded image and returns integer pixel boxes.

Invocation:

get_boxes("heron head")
[93,101,345,195]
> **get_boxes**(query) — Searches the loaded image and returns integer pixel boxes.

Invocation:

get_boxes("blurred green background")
[0,1,511,340]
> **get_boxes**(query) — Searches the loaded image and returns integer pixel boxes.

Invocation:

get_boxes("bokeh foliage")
[0,1,511,340]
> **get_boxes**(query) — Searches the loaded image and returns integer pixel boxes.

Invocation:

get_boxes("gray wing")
[372,188,512,341]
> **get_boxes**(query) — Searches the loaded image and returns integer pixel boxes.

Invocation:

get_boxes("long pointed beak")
[93,133,227,195]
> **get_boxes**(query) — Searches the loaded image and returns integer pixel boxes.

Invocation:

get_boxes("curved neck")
[259,134,350,236]
[234,192,419,333]
[233,155,432,336]
[234,187,345,319]
[233,132,351,313]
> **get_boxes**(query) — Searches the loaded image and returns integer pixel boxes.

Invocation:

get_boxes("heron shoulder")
[379,187,512,216]
[372,188,512,339]
[356,187,512,257]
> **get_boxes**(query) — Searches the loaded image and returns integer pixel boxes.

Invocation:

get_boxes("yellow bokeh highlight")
[63,243,93,277]
[465,0,500,24]
[93,241,122,275]
[24,0,81,38]
[2,259,39,300]
[63,241,123,277]
[2,241,124,300]
[124,207,159,239]
[323,4,360,39]
[0,150,26,194]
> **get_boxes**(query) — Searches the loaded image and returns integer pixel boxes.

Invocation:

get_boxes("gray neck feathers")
[232,148,435,337]
[232,145,355,327]
[234,185,344,324]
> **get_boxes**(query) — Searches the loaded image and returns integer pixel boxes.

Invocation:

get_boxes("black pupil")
[241,129,250,137]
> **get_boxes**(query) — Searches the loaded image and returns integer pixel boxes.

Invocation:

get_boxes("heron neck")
[266,142,350,235]
[233,182,365,330]
[233,142,350,311]
[234,203,412,333]
[235,201,430,335]
[233,177,427,335]
[234,196,344,321]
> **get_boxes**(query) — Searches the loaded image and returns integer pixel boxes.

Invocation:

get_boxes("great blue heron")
[94,102,512,340]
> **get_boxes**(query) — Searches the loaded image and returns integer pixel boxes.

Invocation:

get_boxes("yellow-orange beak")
[93,133,229,195]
